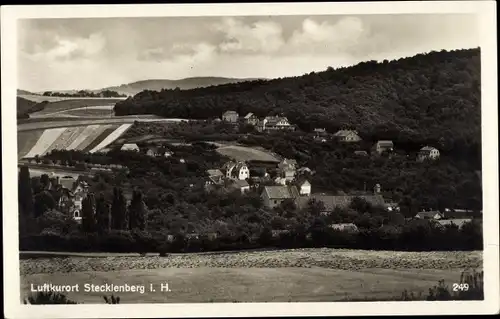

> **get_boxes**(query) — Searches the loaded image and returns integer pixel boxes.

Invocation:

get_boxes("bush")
[24,292,77,304]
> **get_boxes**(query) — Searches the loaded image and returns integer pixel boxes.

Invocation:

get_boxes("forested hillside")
[114,48,481,157]
[17,97,48,119]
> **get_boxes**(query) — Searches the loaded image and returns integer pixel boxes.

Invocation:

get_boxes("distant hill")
[114,48,481,158]
[17,97,48,119]
[17,89,36,95]
[102,77,262,96]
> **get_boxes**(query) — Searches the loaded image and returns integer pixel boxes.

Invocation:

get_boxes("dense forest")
[114,48,481,158]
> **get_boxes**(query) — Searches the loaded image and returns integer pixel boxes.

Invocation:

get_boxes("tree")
[128,190,147,231]
[18,166,34,217]
[81,193,97,233]
[33,191,56,217]
[96,192,111,233]
[111,188,127,230]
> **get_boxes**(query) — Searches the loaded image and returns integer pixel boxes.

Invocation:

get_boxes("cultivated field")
[216,145,281,162]
[17,123,132,159]
[20,248,482,303]
[26,97,125,116]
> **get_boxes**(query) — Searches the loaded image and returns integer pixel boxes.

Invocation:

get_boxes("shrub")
[24,291,77,304]
[103,295,121,304]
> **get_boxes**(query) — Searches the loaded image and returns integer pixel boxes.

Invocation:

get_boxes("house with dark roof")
[415,211,444,220]
[372,140,394,155]
[417,146,440,162]
[278,158,297,182]
[222,110,239,123]
[243,113,259,126]
[230,179,250,194]
[333,130,362,142]
[222,161,249,181]
[260,115,294,131]
[295,194,385,214]
[261,185,300,208]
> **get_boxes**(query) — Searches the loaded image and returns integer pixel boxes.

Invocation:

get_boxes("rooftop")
[334,130,358,137]
[263,185,300,200]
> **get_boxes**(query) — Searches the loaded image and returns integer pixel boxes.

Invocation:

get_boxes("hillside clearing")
[216,145,281,162]
[28,98,124,115]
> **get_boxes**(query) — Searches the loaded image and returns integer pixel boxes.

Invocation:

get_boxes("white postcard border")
[2,2,498,318]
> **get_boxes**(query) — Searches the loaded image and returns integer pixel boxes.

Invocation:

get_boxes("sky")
[17,14,479,92]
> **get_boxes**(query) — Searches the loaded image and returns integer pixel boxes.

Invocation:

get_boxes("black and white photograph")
[2,2,499,318]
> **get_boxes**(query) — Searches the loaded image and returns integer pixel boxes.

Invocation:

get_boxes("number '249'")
[453,283,470,291]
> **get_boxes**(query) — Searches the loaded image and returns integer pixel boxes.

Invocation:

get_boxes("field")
[17,123,132,159]
[20,248,482,303]
[216,145,281,163]
[28,98,124,116]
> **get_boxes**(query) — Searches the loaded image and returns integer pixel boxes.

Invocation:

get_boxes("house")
[205,169,225,191]
[278,159,297,182]
[274,177,287,186]
[222,161,249,180]
[298,180,311,196]
[295,194,386,215]
[329,223,359,233]
[56,177,89,220]
[417,146,440,162]
[261,185,300,209]
[121,143,140,152]
[261,116,294,131]
[415,211,444,220]
[297,167,314,175]
[333,130,362,142]
[372,140,394,155]
[354,150,368,156]
[146,146,173,158]
[313,128,328,136]
[443,208,476,219]
[222,110,239,123]
[230,179,250,194]
[384,202,400,212]
[243,113,259,126]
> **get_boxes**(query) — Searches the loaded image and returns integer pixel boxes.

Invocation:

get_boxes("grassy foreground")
[21,267,465,303]
[20,248,482,303]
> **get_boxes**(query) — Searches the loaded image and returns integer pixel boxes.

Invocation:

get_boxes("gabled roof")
[263,185,299,200]
[233,179,249,188]
[244,112,256,119]
[59,177,76,191]
[223,110,238,115]
[295,194,385,211]
[281,159,297,166]
[207,169,223,177]
[354,150,368,155]
[333,130,358,137]
[415,211,442,218]
[299,180,311,187]
[420,146,438,151]
[121,143,139,151]
[314,128,326,133]
[376,140,393,147]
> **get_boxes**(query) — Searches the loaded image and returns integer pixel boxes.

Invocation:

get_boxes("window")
[74,210,80,218]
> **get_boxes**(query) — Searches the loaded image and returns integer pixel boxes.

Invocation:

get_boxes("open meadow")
[216,144,281,163]
[20,248,482,303]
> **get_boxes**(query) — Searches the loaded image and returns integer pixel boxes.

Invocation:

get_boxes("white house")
[417,146,440,162]
[299,180,311,196]
[333,130,362,142]
[222,110,239,123]
[222,161,249,181]
[372,140,394,155]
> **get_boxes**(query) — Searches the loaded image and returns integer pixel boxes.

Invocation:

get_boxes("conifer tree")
[81,193,96,233]
[18,166,34,217]
[128,190,147,231]
[96,192,111,233]
[111,187,127,230]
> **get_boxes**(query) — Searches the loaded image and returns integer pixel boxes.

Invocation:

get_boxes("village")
[22,108,478,242]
